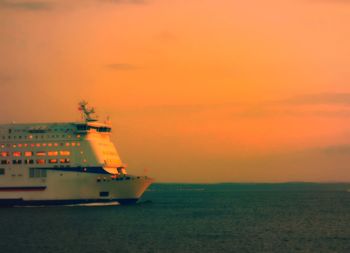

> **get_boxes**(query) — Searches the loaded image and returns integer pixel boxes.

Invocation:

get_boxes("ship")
[0,101,153,206]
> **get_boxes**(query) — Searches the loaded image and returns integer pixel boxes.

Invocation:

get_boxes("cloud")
[321,145,350,155]
[105,63,140,71]
[279,93,350,106]
[98,0,147,4]
[0,0,54,11]
[310,0,350,3]
[0,0,147,11]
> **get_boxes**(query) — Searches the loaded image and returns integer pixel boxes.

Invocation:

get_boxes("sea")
[0,183,350,253]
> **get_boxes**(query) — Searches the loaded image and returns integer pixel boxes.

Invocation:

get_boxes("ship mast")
[78,101,98,122]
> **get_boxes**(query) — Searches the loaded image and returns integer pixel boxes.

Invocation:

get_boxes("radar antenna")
[78,101,98,122]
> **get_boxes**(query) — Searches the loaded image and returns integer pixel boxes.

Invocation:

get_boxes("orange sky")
[0,0,350,182]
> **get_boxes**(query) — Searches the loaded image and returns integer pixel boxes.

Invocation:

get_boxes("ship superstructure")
[0,102,153,206]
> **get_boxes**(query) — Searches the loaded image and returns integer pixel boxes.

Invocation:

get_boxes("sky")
[0,0,350,182]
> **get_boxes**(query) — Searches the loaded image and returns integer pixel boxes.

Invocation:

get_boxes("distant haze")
[1,0,350,182]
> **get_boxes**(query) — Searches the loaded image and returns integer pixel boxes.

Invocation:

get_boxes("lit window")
[24,152,33,157]
[54,143,58,147]
[12,144,16,148]
[43,143,47,147]
[48,151,58,156]
[65,143,70,147]
[60,158,70,164]
[1,152,9,157]
[24,144,28,147]
[60,151,70,156]
[13,152,21,157]
[18,144,22,148]
[36,143,41,147]
[36,159,46,164]
[71,142,76,147]
[48,143,52,147]
[49,159,58,164]
[1,144,4,148]
[36,151,46,156]
[30,144,35,147]
[77,143,81,146]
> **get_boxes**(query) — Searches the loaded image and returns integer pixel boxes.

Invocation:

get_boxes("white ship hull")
[0,169,153,206]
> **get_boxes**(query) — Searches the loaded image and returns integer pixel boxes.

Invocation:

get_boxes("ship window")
[71,142,76,147]
[29,168,46,178]
[49,159,58,164]
[36,159,46,164]
[48,151,58,156]
[24,152,33,157]
[65,143,70,147]
[60,151,70,156]
[59,158,70,164]
[97,127,111,133]
[0,168,4,175]
[77,124,88,131]
[18,144,22,147]
[36,143,41,147]
[13,152,21,157]
[99,191,109,197]
[36,151,46,156]
[1,152,9,157]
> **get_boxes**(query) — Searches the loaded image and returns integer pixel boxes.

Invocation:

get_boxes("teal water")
[1,183,350,253]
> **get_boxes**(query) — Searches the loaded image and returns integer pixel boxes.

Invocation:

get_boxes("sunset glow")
[1,0,350,182]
